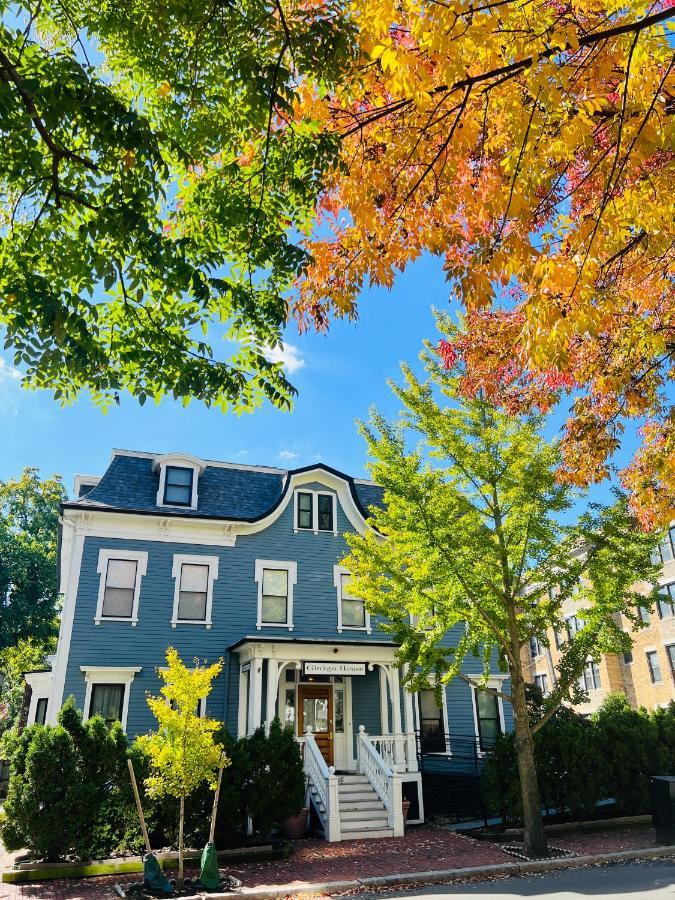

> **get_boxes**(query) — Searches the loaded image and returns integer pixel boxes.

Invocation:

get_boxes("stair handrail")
[303,727,341,841]
[366,733,411,772]
[356,726,405,836]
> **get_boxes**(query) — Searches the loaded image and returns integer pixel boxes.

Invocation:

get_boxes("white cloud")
[264,342,306,375]
[234,449,249,458]
[0,358,21,382]
[278,449,299,462]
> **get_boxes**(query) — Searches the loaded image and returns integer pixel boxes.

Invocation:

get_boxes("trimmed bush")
[481,693,675,824]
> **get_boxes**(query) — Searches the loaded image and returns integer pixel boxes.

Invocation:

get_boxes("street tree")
[293,0,675,525]
[0,0,353,412]
[0,468,66,650]
[343,318,661,856]
[138,648,225,889]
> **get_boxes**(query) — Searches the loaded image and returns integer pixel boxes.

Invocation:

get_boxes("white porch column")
[237,665,249,738]
[390,665,402,734]
[402,664,418,772]
[265,658,279,729]
[247,657,263,734]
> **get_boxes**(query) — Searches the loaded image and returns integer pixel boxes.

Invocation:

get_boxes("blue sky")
[0,251,632,506]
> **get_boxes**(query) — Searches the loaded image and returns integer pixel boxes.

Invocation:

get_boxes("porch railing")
[303,727,341,841]
[356,726,405,837]
[366,732,418,773]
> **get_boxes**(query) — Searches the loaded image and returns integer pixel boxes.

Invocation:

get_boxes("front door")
[298,684,333,766]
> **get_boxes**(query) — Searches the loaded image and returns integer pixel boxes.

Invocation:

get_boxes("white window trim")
[293,489,338,535]
[334,565,371,634]
[95,549,148,626]
[171,554,219,628]
[469,677,507,758]
[153,453,205,510]
[81,665,141,732]
[255,559,297,630]
[25,671,53,726]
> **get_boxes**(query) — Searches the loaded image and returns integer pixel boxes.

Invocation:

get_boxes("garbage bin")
[651,776,675,844]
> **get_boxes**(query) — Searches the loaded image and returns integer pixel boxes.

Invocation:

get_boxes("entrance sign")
[303,661,366,677]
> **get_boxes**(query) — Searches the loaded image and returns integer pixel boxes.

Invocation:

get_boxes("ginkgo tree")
[342,319,660,857]
[138,648,225,890]
[293,0,675,526]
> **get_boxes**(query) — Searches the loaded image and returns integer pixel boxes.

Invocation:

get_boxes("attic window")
[294,490,336,533]
[164,466,193,506]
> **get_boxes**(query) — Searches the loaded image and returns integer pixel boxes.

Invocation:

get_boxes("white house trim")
[80,665,142,732]
[468,675,508,756]
[25,671,53,726]
[293,488,338,535]
[95,549,148,626]
[153,453,206,510]
[171,554,219,628]
[73,474,100,497]
[254,560,297,630]
[334,565,371,634]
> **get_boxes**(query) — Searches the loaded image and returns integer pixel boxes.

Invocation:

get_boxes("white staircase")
[337,774,393,839]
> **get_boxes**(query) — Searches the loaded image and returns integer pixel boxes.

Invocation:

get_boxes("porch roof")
[229,636,400,664]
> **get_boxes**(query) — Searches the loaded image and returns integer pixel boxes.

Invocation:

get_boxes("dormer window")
[164,466,193,506]
[153,453,205,510]
[294,489,336,534]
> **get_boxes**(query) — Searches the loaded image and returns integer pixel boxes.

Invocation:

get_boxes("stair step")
[339,800,385,811]
[340,826,394,839]
[337,774,369,784]
[341,810,389,823]
[339,788,378,799]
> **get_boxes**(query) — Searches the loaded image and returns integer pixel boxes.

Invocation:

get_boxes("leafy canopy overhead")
[0,468,66,650]
[292,0,675,525]
[0,0,353,412]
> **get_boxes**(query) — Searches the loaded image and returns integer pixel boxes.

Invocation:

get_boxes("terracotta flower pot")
[283,807,309,839]
[402,800,412,822]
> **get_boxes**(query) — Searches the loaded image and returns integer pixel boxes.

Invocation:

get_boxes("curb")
[215,844,675,898]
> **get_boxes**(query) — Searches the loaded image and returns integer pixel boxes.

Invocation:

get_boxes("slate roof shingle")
[65,451,384,523]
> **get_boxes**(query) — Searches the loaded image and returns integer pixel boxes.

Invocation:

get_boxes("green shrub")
[481,694,675,824]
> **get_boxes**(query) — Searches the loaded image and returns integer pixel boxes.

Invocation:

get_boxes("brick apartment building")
[523,529,675,715]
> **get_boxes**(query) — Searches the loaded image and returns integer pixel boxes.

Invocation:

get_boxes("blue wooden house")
[27,449,513,840]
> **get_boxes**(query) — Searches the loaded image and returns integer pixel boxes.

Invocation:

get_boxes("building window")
[657,583,675,620]
[580,660,601,691]
[638,605,651,624]
[651,528,675,565]
[534,674,549,696]
[667,645,675,683]
[297,492,313,529]
[294,490,336,533]
[646,650,663,684]
[163,466,193,506]
[89,684,125,725]
[255,560,296,630]
[171,555,218,628]
[419,689,446,752]
[334,566,370,633]
[623,650,633,665]
[565,615,585,639]
[261,569,289,624]
[554,628,564,650]
[474,688,503,752]
[81,666,141,732]
[529,636,542,658]
[34,698,48,725]
[95,549,148,625]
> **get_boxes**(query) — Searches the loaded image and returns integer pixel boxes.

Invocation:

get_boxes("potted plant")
[402,799,412,822]
[283,773,310,839]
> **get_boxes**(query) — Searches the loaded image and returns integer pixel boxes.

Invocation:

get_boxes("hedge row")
[481,693,675,823]
[0,698,305,862]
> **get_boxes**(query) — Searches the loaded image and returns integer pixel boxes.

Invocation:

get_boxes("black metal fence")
[416,731,495,824]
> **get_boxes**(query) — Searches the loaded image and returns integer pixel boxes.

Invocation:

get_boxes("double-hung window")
[163,465,193,506]
[295,490,335,533]
[34,698,48,725]
[171,555,218,628]
[657,583,675,620]
[565,615,584,640]
[666,645,675,683]
[95,550,148,625]
[529,636,542,658]
[474,688,503,752]
[534,673,549,696]
[81,666,141,731]
[335,566,370,632]
[646,650,663,683]
[255,560,296,629]
[651,527,675,565]
[89,684,125,725]
[580,660,601,691]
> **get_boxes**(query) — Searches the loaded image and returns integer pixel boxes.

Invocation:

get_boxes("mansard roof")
[63,449,384,523]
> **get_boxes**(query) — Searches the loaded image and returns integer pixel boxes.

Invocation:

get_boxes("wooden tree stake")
[209,759,226,844]
[127,758,152,854]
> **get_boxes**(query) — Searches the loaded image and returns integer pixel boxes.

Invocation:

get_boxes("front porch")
[231,638,424,840]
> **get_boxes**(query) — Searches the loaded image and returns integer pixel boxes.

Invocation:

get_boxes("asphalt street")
[359,859,675,899]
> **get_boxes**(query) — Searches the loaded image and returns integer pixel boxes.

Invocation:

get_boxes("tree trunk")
[511,672,547,857]
[178,794,185,889]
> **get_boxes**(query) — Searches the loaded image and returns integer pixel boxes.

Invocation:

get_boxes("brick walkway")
[0,826,661,899]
